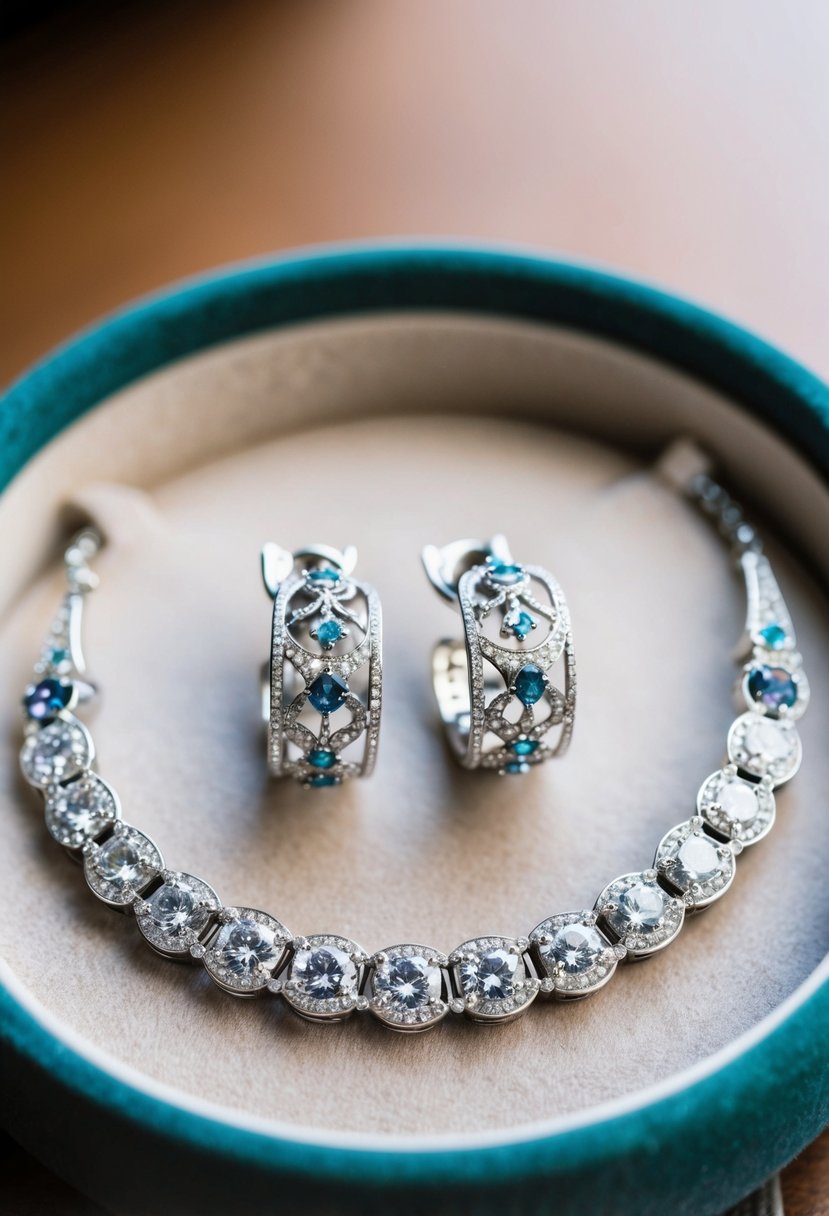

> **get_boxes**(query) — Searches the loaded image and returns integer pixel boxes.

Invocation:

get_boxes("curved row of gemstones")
[20,686,799,1031]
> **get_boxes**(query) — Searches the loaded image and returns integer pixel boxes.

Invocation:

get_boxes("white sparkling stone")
[674,835,721,884]
[744,718,791,763]
[618,882,666,929]
[544,923,605,974]
[717,778,759,824]
[147,884,197,934]
[460,948,518,1001]
[45,775,117,847]
[291,944,357,1001]
[137,872,217,955]
[20,719,91,787]
[214,918,282,979]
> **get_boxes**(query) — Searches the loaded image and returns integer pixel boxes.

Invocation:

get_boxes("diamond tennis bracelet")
[18,463,809,1032]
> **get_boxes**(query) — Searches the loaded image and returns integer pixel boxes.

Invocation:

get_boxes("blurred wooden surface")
[0,2,827,1213]
[2,0,829,386]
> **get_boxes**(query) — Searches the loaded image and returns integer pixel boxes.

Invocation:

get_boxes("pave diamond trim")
[727,712,802,785]
[204,908,291,995]
[20,716,94,788]
[448,936,539,1022]
[44,772,119,849]
[135,871,220,958]
[84,822,163,908]
[654,820,736,908]
[529,913,620,997]
[369,944,448,1032]
[282,934,365,1020]
[595,872,685,957]
[697,767,776,846]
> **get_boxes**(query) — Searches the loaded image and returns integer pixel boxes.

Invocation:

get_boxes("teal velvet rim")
[1,245,827,1216]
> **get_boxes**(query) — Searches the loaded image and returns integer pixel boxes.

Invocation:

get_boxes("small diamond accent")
[697,768,776,846]
[530,914,618,997]
[20,716,93,788]
[135,872,220,958]
[727,712,802,784]
[369,944,448,1031]
[450,936,538,1022]
[596,872,684,957]
[44,773,118,849]
[283,935,364,1020]
[204,908,290,995]
[85,823,163,907]
[655,821,736,908]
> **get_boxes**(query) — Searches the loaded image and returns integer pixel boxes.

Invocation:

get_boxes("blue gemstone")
[759,623,787,651]
[23,678,72,722]
[308,671,349,714]
[510,611,535,641]
[308,567,340,583]
[505,760,530,775]
[747,665,798,712]
[316,619,342,645]
[309,773,338,788]
[487,560,524,586]
[511,739,539,757]
[308,748,337,770]
[514,664,545,706]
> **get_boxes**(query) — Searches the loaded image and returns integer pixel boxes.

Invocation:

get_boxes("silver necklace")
[18,468,809,1033]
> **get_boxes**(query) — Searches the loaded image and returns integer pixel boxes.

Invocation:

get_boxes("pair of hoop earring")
[261,537,576,788]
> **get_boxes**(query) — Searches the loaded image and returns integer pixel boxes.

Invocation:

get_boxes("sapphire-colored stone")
[487,560,524,586]
[747,665,798,713]
[510,738,539,757]
[308,671,349,714]
[504,760,530,775]
[758,623,787,651]
[309,773,338,788]
[308,567,340,584]
[308,748,337,770]
[510,611,535,641]
[316,619,342,645]
[23,678,72,722]
[514,664,545,706]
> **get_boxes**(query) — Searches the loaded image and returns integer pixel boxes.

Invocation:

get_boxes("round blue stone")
[747,665,798,713]
[316,619,342,645]
[510,611,535,641]
[487,560,524,586]
[308,567,340,584]
[758,623,787,651]
[308,748,337,770]
[511,738,539,757]
[514,664,545,706]
[307,671,349,714]
[308,773,338,788]
[505,760,530,775]
[23,678,73,722]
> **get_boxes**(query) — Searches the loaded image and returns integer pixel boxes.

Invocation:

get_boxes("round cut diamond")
[530,914,618,996]
[728,712,802,784]
[655,821,736,906]
[282,934,364,1021]
[20,717,93,788]
[44,773,118,849]
[85,823,163,907]
[370,943,447,1031]
[451,936,538,1022]
[136,872,219,957]
[597,872,684,957]
[674,835,721,883]
[697,768,776,846]
[205,908,289,994]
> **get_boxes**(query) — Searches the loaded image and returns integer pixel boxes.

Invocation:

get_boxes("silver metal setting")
[16,446,811,1034]
[262,543,382,787]
[422,535,575,772]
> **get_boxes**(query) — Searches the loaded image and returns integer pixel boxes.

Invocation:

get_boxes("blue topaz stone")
[510,738,539,757]
[746,664,798,714]
[509,611,535,641]
[308,671,349,714]
[315,618,342,645]
[308,773,338,788]
[308,748,336,770]
[514,663,546,706]
[308,567,340,584]
[23,677,73,723]
[758,622,787,651]
[504,760,529,775]
[486,560,525,586]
